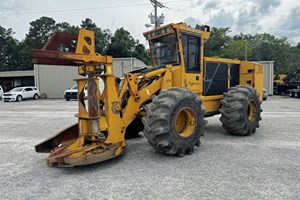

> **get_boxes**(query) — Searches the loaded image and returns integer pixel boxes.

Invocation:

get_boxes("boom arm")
[283,68,300,83]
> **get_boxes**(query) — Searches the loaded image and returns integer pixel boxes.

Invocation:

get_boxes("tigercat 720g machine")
[33,23,264,167]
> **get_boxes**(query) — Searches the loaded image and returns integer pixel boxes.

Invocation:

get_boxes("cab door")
[181,33,202,93]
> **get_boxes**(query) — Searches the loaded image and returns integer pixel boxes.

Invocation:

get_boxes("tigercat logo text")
[188,81,200,86]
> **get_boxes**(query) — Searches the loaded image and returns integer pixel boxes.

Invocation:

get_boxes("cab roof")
[143,22,211,42]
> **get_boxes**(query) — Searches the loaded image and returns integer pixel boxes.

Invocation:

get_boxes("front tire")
[219,85,262,136]
[34,94,39,100]
[142,88,205,156]
[16,95,22,102]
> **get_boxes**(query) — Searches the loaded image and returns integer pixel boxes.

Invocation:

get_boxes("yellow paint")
[38,24,264,167]
[201,95,223,113]
[247,100,257,121]
[185,73,201,92]
[106,65,113,74]
[161,65,173,89]
[175,108,196,138]
[171,66,181,87]
[240,61,264,101]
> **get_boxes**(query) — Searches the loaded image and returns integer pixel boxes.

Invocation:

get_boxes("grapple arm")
[33,29,124,167]
[33,29,169,167]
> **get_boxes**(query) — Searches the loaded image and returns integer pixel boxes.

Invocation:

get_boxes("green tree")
[80,18,111,54]
[199,26,231,57]
[16,17,60,70]
[0,26,19,71]
[251,33,290,73]
[56,22,78,34]
[221,39,252,60]
[232,33,256,60]
[81,18,97,30]
[15,42,34,70]
[25,16,58,49]
[0,17,153,71]
[106,27,136,58]
[132,43,151,65]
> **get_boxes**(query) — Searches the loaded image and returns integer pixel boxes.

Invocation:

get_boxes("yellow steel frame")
[36,23,264,167]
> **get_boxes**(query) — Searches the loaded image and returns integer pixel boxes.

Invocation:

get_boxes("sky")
[1,0,300,46]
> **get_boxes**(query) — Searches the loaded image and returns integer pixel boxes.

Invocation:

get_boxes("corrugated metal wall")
[35,58,147,98]
[113,58,147,78]
[255,61,274,95]
[34,64,83,98]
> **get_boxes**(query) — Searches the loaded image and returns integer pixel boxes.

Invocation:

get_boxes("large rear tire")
[219,85,262,136]
[142,88,205,156]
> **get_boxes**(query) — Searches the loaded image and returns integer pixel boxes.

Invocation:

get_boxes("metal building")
[34,65,81,99]
[113,58,148,77]
[0,70,34,91]
[254,61,274,95]
[34,58,147,98]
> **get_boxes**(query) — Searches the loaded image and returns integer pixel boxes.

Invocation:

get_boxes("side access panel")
[203,62,228,96]
[240,61,264,101]
[202,58,241,97]
[202,57,241,114]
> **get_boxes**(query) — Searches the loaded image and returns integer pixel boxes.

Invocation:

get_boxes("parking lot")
[0,95,299,200]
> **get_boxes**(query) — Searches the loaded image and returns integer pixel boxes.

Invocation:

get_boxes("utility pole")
[245,42,248,61]
[149,0,165,28]
[154,1,158,28]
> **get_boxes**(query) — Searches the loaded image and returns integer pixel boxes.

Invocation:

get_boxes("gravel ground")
[0,95,299,200]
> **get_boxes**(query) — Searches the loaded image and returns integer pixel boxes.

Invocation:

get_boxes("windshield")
[11,88,23,92]
[150,34,179,67]
[70,85,78,90]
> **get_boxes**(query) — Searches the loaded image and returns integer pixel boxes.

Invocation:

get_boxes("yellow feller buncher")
[33,23,264,167]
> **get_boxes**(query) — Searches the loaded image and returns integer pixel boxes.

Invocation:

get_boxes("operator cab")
[144,23,210,70]
[144,22,211,93]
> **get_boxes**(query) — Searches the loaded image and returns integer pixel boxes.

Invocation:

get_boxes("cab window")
[150,34,179,67]
[181,34,201,73]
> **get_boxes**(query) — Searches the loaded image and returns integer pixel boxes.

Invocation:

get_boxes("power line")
[0,3,149,16]
[0,0,191,16]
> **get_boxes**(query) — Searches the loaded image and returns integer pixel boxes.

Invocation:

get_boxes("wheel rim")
[175,107,196,138]
[18,96,21,101]
[247,100,257,122]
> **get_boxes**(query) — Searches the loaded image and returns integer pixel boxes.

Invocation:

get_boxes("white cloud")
[184,17,201,27]
[0,1,23,12]
[0,0,300,44]
[208,9,235,28]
